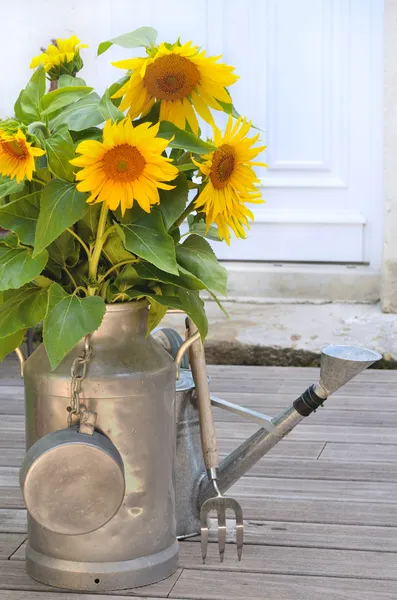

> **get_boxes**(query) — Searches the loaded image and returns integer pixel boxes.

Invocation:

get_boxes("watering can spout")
[199,345,381,503]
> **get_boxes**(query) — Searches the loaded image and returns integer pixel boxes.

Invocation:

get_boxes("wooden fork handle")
[187,317,219,470]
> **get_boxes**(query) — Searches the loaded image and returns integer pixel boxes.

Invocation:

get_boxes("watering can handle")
[186,317,219,471]
[15,347,26,377]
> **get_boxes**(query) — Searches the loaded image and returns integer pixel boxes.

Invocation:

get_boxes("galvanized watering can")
[16,302,381,591]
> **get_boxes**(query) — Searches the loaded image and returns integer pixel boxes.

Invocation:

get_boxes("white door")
[1,0,383,266]
[207,0,384,265]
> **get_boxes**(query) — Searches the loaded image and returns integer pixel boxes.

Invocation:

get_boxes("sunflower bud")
[30,35,88,81]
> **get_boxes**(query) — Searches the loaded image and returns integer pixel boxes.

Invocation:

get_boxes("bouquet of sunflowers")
[0,27,265,370]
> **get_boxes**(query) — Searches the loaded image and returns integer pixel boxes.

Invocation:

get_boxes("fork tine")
[217,504,227,563]
[235,509,244,561]
[228,499,244,561]
[200,507,209,564]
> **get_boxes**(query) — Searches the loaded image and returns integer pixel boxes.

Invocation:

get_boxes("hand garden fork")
[186,318,244,563]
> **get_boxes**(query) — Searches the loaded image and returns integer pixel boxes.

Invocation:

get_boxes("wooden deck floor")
[0,358,396,599]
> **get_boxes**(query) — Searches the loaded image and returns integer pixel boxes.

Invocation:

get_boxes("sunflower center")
[210,144,236,189]
[143,54,200,101]
[1,139,29,160]
[102,144,146,181]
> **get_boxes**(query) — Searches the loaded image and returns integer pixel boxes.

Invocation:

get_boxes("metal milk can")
[21,302,178,591]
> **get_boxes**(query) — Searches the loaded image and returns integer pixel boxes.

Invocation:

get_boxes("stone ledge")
[160,301,397,368]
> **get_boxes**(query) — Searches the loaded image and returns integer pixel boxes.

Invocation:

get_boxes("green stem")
[88,203,109,296]
[98,258,139,283]
[173,193,199,229]
[72,286,88,296]
[66,227,91,260]
[32,177,46,186]
[102,224,116,241]
[63,266,77,289]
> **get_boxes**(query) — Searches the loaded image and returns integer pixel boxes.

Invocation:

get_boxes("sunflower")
[30,35,87,77]
[0,128,45,183]
[111,41,238,134]
[192,116,267,244]
[70,118,178,215]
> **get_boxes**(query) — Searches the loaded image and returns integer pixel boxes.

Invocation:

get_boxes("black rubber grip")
[293,384,327,417]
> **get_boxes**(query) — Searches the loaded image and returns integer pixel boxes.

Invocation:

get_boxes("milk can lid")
[20,428,125,536]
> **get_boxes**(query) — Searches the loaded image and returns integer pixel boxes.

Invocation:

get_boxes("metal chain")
[67,335,92,427]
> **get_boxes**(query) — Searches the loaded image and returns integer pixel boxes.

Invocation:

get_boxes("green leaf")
[0,245,48,291]
[99,89,125,122]
[134,261,204,291]
[0,329,25,362]
[216,99,241,119]
[50,93,104,132]
[147,297,167,332]
[47,230,80,271]
[97,26,158,56]
[113,264,144,291]
[176,288,208,339]
[113,285,183,309]
[176,234,227,296]
[0,192,39,245]
[121,283,208,338]
[177,162,198,172]
[44,126,76,182]
[187,215,221,241]
[0,176,25,199]
[40,86,94,115]
[19,65,46,122]
[102,230,135,264]
[71,127,103,143]
[76,203,101,243]
[0,232,19,248]
[156,173,188,230]
[118,212,178,275]
[43,282,106,369]
[58,75,87,88]
[14,90,30,124]
[34,180,88,255]
[107,76,130,107]
[158,121,216,155]
[0,283,48,337]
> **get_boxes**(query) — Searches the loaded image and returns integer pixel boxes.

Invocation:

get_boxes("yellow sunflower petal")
[0,128,45,182]
[193,117,266,242]
[111,39,238,130]
[69,118,178,213]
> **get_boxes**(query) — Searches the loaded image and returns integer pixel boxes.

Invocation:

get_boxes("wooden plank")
[170,569,397,600]
[0,592,178,600]
[321,442,397,462]
[186,519,397,552]
[229,476,397,504]
[219,439,324,459]
[0,398,24,416]
[207,365,397,383]
[179,542,397,580]
[0,534,25,559]
[214,422,397,444]
[209,378,397,397]
[231,457,397,482]
[0,449,25,468]
[207,365,322,380]
[0,561,183,597]
[217,390,397,412]
[213,406,397,428]
[0,510,26,533]
[227,496,397,526]
[0,489,24,509]
[0,592,176,600]
[0,468,19,487]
